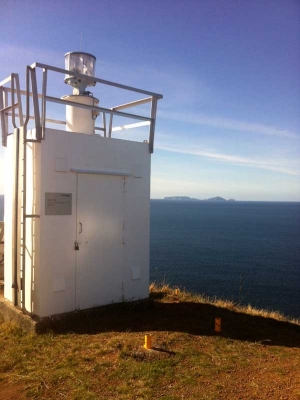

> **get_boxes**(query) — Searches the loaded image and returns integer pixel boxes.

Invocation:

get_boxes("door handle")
[79,222,83,234]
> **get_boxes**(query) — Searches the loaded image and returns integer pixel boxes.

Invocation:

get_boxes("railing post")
[11,74,17,129]
[14,74,24,128]
[149,97,158,154]
[25,67,30,129]
[29,67,41,140]
[108,114,113,138]
[102,113,107,137]
[0,87,7,147]
[41,68,47,139]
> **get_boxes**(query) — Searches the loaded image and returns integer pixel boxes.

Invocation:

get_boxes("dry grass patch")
[149,282,300,325]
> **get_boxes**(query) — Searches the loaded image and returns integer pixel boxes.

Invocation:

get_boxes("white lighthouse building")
[0,52,162,318]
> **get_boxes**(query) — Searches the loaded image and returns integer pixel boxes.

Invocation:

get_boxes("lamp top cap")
[65,51,96,60]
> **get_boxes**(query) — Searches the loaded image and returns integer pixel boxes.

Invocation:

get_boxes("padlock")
[74,241,79,250]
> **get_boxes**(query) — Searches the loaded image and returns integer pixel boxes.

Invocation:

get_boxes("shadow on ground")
[36,298,300,348]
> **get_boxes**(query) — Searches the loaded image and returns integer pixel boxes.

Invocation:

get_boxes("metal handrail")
[34,62,161,151]
[0,74,24,146]
[1,61,162,152]
[31,62,163,99]
[45,95,152,122]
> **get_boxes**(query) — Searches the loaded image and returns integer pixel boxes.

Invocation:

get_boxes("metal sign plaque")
[45,193,72,215]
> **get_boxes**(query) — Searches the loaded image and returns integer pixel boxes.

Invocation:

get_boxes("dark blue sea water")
[150,200,300,319]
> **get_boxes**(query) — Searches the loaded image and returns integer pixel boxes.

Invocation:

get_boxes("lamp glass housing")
[65,52,96,77]
[64,52,97,93]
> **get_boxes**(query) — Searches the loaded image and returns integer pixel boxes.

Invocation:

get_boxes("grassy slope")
[0,284,299,400]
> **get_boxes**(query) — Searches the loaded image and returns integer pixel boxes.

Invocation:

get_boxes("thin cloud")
[157,145,300,176]
[161,111,299,140]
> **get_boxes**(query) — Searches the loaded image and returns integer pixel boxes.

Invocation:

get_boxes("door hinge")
[123,177,127,193]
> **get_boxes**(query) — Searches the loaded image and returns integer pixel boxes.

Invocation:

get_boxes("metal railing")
[0,62,163,153]
[0,74,24,146]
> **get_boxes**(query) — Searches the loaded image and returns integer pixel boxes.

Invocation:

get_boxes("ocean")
[150,200,300,319]
[0,196,299,318]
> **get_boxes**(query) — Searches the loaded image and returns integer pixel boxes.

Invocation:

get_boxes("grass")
[149,282,300,325]
[0,284,300,400]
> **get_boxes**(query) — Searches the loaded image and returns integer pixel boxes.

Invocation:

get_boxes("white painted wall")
[4,128,151,317]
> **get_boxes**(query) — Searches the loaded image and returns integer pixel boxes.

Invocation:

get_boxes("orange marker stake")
[215,317,222,333]
[144,334,152,350]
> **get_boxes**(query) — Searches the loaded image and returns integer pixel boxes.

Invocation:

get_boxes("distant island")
[205,196,235,202]
[164,196,235,202]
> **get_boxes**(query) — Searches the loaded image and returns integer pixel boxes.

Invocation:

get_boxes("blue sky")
[1,0,299,200]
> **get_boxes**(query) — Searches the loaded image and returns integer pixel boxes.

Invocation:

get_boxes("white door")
[76,173,125,310]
